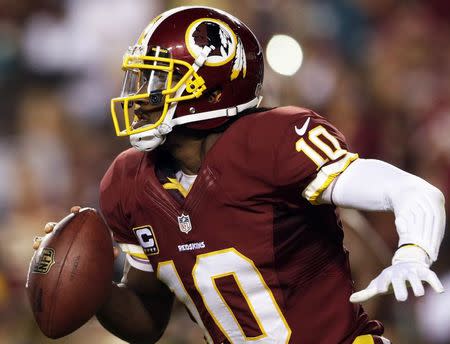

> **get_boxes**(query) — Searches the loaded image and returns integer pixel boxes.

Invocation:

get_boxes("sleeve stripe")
[118,243,149,260]
[302,152,359,204]
[125,254,154,272]
[352,334,375,344]
[127,252,149,259]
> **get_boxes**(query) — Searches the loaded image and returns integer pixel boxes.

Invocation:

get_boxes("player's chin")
[132,119,154,130]
[132,109,164,130]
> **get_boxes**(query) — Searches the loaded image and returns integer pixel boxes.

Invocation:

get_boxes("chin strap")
[130,96,262,152]
[162,45,214,131]
[171,96,262,127]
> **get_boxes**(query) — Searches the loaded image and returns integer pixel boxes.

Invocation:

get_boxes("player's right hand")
[32,206,81,250]
[350,245,444,303]
[32,206,120,258]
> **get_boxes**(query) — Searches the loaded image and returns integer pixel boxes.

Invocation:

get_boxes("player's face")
[132,100,162,129]
[121,70,182,130]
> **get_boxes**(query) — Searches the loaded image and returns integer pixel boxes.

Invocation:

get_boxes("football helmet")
[110,6,264,151]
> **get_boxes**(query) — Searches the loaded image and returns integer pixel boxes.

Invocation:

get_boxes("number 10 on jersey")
[157,248,292,343]
[296,125,347,167]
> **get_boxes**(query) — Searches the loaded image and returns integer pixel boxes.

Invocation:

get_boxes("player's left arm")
[96,263,174,343]
[318,158,446,302]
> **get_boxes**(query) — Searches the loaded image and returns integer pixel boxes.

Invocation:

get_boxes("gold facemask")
[110,45,207,136]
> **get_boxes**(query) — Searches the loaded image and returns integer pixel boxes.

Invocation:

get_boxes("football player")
[34,6,445,344]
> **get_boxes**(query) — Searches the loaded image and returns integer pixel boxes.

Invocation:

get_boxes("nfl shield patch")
[178,213,192,234]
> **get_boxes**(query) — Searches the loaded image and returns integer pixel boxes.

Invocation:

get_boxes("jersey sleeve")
[99,150,153,272]
[272,109,358,204]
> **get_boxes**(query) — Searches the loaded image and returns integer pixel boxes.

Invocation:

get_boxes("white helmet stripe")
[140,6,241,47]
[139,7,191,47]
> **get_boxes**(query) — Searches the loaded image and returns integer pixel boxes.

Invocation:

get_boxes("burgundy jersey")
[100,106,384,343]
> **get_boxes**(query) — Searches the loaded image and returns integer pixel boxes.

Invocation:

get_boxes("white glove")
[350,245,445,303]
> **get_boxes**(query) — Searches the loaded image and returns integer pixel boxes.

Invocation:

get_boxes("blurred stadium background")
[0,0,449,343]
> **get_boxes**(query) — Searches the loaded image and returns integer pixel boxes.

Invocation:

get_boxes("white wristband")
[392,245,432,267]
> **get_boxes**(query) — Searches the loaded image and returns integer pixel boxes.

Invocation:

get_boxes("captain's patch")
[134,225,159,255]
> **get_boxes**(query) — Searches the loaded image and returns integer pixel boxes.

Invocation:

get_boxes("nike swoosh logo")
[295,117,310,136]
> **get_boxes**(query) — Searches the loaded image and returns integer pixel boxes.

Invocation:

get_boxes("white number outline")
[210,271,267,340]
[157,261,213,343]
[157,248,291,343]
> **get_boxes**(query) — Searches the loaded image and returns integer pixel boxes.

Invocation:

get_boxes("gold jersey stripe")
[353,334,375,344]
[118,243,149,260]
[127,252,149,260]
[163,177,190,198]
[302,152,359,204]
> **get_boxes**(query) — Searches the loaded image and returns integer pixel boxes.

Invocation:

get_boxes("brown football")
[26,208,114,339]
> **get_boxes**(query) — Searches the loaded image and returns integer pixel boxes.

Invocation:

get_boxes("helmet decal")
[186,18,238,66]
[231,38,247,80]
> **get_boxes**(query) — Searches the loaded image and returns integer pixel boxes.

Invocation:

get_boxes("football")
[26,208,114,339]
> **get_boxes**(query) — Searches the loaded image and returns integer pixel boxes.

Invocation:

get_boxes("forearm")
[324,159,447,303]
[319,158,446,261]
[96,283,171,344]
[322,159,443,210]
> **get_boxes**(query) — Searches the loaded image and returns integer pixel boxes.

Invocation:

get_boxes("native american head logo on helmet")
[191,20,234,59]
[110,6,263,152]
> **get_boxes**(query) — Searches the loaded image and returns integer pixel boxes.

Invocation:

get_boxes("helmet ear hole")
[206,87,223,104]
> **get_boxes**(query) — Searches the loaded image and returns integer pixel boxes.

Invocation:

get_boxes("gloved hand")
[32,206,120,257]
[350,245,444,303]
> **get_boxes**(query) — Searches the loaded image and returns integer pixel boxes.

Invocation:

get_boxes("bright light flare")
[266,34,303,76]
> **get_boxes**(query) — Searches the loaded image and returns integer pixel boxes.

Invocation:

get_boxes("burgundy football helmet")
[110,6,264,151]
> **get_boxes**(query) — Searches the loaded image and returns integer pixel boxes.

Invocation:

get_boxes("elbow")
[390,178,446,212]
[431,186,446,207]
[420,183,446,208]
[144,325,166,344]
[103,325,165,344]
[129,330,165,344]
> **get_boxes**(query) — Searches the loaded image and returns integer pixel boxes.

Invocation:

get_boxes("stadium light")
[266,34,303,76]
